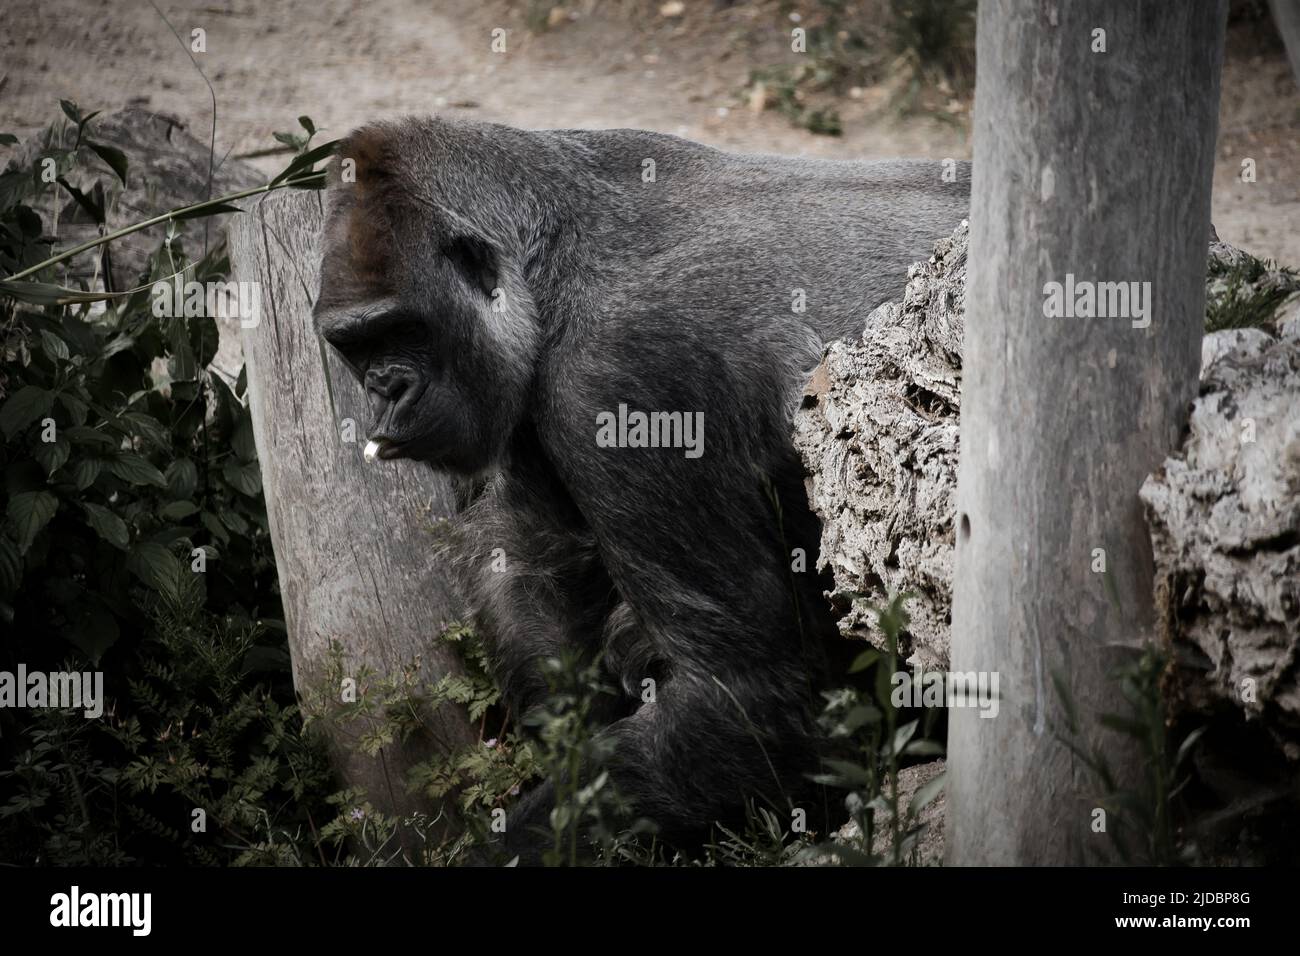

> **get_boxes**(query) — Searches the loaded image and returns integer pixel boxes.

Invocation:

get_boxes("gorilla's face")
[315,198,538,476]
[312,124,544,475]
[317,297,448,464]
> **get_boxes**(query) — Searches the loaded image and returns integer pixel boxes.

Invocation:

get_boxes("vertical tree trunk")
[1271,0,1300,90]
[227,191,477,830]
[947,0,1227,864]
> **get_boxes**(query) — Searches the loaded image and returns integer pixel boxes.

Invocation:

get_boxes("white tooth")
[363,439,383,463]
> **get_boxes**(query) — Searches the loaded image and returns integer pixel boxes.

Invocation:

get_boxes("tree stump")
[227,190,476,831]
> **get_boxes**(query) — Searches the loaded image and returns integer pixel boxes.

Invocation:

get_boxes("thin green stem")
[3,173,323,283]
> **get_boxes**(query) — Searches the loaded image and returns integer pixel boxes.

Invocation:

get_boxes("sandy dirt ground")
[1,0,1297,264]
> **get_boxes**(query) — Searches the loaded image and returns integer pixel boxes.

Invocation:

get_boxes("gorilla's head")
[313,119,549,474]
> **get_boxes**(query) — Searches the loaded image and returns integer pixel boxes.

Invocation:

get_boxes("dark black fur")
[313,117,969,861]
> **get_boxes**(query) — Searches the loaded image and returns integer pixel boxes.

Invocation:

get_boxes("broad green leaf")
[814,758,872,788]
[66,425,118,449]
[58,392,89,425]
[193,542,220,562]
[72,457,104,491]
[200,510,229,544]
[118,411,169,449]
[901,739,945,758]
[159,500,198,521]
[7,490,58,553]
[839,703,881,733]
[165,458,198,499]
[888,719,919,757]
[909,771,945,818]
[219,507,249,535]
[0,385,53,440]
[126,541,180,595]
[33,436,71,476]
[848,647,880,674]
[85,140,128,187]
[39,329,69,361]
[222,457,262,497]
[107,453,166,488]
[82,501,129,549]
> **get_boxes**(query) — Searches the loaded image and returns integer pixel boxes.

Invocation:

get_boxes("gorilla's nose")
[365,365,418,430]
[365,364,416,403]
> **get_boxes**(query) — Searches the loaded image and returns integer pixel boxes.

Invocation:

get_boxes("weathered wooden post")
[947,0,1227,864]
[228,190,477,827]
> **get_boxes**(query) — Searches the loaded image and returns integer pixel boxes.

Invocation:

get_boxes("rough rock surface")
[1140,322,1300,757]
[796,221,1300,753]
[793,223,967,668]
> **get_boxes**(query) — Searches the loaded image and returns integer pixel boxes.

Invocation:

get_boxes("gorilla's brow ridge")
[314,296,402,345]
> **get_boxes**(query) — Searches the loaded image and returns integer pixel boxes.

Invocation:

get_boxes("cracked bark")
[228,191,477,833]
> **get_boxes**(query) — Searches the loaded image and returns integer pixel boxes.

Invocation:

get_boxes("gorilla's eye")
[319,303,427,377]
[321,303,407,351]
[442,235,498,298]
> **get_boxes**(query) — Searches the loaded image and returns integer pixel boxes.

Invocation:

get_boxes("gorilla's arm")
[530,299,828,845]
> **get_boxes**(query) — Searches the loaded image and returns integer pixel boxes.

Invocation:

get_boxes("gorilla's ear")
[442,234,499,298]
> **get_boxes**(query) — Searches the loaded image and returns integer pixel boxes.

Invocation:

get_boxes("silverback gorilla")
[312,117,969,862]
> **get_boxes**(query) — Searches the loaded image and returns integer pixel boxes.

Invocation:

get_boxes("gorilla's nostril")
[365,365,413,402]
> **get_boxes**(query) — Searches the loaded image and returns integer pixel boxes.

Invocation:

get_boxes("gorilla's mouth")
[363,437,408,463]
[365,365,432,460]
[319,306,485,470]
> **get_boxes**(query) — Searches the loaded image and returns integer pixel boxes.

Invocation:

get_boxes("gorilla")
[312,117,969,861]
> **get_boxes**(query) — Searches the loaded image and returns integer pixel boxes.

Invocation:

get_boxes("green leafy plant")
[290,621,541,866]
[810,592,945,866]
[1052,645,1204,865]
[747,0,976,134]
[1204,251,1299,332]
[0,106,337,866]
[523,651,649,866]
[747,2,864,136]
